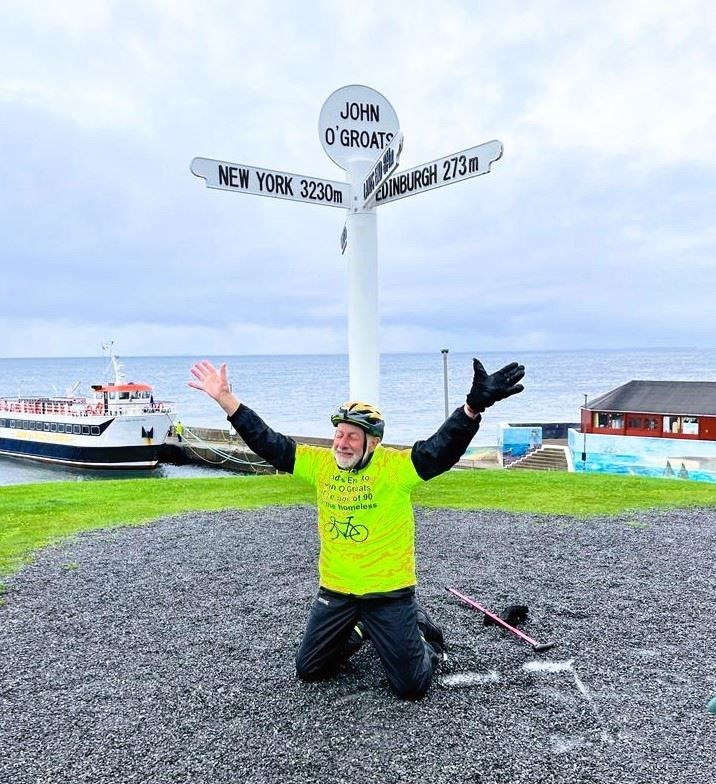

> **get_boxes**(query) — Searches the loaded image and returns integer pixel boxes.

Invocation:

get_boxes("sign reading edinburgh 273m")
[318,85,400,169]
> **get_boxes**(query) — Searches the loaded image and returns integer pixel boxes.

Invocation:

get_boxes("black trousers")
[295,587,440,700]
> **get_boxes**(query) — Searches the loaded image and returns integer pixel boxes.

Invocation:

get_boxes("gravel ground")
[2,504,716,783]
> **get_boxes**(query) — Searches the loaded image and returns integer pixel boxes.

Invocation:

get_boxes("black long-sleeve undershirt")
[227,405,481,480]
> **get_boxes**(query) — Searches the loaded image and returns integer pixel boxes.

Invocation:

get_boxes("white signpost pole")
[319,85,400,405]
[346,163,379,404]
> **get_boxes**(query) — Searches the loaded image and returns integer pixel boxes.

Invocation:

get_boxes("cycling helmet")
[331,401,385,439]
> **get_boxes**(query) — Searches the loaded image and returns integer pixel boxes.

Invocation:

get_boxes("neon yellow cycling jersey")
[293,443,424,595]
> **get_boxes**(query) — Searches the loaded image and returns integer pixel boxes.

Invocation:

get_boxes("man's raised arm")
[412,357,525,480]
[188,360,296,473]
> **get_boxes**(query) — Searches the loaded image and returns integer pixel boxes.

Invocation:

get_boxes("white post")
[441,349,449,419]
[346,161,379,404]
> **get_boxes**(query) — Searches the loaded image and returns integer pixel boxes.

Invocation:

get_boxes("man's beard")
[333,450,360,470]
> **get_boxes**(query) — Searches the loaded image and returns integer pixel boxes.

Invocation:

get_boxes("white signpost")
[190,157,350,208]
[191,84,503,405]
[370,140,503,206]
[361,130,404,207]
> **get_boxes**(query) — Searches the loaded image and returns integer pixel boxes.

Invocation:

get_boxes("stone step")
[507,446,569,472]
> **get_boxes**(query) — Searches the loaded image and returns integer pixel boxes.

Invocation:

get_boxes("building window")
[683,417,699,435]
[596,413,624,429]
[664,416,681,434]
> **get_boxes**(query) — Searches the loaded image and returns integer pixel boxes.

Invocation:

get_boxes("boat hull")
[0,411,172,469]
[0,437,161,469]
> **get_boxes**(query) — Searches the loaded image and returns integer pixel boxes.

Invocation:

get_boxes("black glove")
[466,358,525,413]
[483,604,529,627]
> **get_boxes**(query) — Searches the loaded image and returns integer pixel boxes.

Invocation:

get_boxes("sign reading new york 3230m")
[319,85,400,169]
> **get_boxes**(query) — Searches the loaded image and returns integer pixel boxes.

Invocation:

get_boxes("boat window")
[91,426,100,435]
[0,419,5,427]
[9,420,15,428]
[57,423,64,433]
[73,424,81,434]
[628,417,642,428]
[120,392,130,400]
[81,425,90,435]
[50,423,58,432]
[44,423,50,431]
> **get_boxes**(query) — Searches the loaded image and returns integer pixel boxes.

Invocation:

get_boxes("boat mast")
[102,341,125,385]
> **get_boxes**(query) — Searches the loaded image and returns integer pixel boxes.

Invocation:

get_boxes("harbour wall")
[160,427,497,474]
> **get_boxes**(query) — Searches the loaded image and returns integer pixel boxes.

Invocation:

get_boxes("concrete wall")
[568,429,716,483]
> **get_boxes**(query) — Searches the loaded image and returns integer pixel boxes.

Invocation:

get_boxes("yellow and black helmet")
[331,401,385,439]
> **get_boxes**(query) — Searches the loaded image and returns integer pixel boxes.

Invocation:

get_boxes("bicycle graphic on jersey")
[325,514,369,542]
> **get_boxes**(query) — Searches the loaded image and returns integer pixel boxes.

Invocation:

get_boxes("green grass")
[414,469,716,515]
[0,470,714,577]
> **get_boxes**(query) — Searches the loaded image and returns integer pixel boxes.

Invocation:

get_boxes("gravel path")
[2,505,716,783]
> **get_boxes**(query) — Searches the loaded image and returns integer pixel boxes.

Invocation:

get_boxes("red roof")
[94,383,153,393]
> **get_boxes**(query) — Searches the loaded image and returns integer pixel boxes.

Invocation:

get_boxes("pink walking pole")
[447,587,556,653]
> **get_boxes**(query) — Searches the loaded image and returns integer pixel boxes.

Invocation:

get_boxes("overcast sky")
[1,1,714,358]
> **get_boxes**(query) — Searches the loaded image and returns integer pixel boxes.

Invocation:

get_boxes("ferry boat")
[0,350,173,469]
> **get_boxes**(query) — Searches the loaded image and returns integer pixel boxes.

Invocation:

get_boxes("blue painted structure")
[568,429,716,483]
[498,424,543,467]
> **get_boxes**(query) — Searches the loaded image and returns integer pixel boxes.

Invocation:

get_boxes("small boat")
[0,347,173,469]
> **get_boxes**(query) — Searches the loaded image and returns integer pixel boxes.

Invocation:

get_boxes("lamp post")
[441,349,449,419]
[582,393,588,465]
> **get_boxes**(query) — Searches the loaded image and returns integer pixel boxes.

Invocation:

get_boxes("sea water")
[0,348,714,485]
